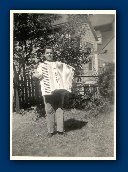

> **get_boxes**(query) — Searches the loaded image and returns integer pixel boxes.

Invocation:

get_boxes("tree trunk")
[15,86,20,113]
[13,64,20,113]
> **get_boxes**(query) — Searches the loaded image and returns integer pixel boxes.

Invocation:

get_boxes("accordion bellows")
[37,61,74,95]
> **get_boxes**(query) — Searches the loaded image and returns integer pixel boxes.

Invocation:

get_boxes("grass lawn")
[11,107,114,158]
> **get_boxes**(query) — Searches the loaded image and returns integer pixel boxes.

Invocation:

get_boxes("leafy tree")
[13,14,93,112]
[52,14,92,73]
[13,13,61,113]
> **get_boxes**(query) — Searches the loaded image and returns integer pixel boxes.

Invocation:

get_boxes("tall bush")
[98,63,115,104]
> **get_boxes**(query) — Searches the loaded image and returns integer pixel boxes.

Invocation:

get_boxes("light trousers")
[43,92,64,133]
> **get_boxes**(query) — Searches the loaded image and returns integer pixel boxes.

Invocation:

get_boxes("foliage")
[97,63,115,104]
[13,13,61,113]
[52,14,92,72]
[13,13,94,112]
[13,13,61,70]
[64,63,115,114]
[13,14,92,75]
[64,91,113,116]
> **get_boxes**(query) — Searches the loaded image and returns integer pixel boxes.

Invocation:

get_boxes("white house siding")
[75,22,98,85]
[79,24,97,52]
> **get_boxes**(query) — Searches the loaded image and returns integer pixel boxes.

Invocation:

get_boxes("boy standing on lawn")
[32,46,67,137]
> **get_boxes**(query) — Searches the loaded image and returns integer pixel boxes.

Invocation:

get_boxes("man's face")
[45,49,53,61]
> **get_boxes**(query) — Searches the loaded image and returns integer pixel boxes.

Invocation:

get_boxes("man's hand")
[32,70,44,80]
[38,74,44,80]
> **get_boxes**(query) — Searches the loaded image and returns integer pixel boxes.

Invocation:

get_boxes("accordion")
[37,61,74,95]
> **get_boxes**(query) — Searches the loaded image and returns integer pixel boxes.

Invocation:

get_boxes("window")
[89,60,92,70]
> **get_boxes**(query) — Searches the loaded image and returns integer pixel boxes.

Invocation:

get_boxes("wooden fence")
[13,73,100,110]
[13,72,43,110]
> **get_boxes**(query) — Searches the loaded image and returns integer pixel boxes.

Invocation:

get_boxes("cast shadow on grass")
[64,119,88,132]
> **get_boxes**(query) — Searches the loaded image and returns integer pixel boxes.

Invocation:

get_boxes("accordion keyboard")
[38,61,74,95]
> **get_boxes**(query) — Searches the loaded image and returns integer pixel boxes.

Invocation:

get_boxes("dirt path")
[12,109,114,157]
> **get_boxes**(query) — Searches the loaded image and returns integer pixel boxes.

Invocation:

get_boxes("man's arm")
[32,64,44,80]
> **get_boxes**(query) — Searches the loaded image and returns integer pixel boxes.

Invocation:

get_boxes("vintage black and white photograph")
[10,10,116,160]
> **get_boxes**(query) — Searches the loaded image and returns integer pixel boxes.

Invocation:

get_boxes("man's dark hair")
[44,46,54,53]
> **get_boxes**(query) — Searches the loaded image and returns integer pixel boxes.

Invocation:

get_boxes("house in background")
[74,16,99,85]
[91,14,115,70]
[53,14,115,86]
[77,14,115,85]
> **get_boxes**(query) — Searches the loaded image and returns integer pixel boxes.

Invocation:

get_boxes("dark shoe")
[57,131,67,136]
[47,133,54,138]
